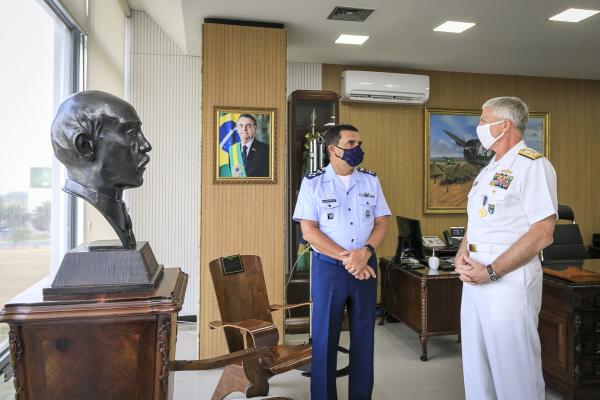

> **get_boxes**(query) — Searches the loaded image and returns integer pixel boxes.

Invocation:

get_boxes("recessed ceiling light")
[433,21,476,33]
[335,34,370,45]
[549,8,599,22]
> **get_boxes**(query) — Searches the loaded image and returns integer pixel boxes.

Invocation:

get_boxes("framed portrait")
[214,106,276,184]
[424,108,549,214]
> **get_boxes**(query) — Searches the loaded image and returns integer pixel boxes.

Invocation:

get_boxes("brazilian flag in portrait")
[218,112,247,177]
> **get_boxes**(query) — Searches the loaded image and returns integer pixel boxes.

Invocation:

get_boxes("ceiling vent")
[327,6,374,22]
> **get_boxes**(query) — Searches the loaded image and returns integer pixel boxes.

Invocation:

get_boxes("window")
[0,0,84,382]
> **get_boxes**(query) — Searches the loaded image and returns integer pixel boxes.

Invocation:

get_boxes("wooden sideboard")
[378,257,462,361]
[540,260,600,399]
[0,268,187,400]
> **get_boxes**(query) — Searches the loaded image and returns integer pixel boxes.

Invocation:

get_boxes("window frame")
[0,0,86,381]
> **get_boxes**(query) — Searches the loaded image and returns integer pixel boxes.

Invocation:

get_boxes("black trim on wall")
[204,18,284,29]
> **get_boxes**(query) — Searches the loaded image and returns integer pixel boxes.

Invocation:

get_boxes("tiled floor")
[173,322,565,400]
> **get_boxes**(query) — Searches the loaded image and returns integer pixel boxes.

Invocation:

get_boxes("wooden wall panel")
[200,23,287,357]
[323,64,600,259]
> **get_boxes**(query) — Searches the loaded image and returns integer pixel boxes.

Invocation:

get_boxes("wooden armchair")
[208,255,312,400]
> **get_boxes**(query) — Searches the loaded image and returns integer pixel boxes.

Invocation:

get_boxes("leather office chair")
[541,204,588,263]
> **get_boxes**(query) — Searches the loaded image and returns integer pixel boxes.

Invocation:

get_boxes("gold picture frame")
[214,106,276,184]
[424,108,550,214]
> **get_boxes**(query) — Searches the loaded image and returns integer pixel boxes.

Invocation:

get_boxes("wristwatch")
[364,244,375,255]
[486,264,500,281]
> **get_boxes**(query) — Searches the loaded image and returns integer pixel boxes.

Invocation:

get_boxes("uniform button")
[367,202,370,205]
[351,239,354,242]
[328,205,331,207]
[350,222,353,225]
[347,192,349,195]
[348,208,351,211]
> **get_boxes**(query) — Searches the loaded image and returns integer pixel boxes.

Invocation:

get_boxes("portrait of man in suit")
[216,109,274,182]
[232,114,269,177]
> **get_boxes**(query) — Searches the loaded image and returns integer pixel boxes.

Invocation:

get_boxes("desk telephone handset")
[444,227,465,247]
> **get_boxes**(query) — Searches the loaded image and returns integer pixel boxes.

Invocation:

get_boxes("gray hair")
[482,97,529,133]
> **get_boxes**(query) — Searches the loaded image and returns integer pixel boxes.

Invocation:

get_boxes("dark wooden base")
[1,268,187,400]
[44,241,163,298]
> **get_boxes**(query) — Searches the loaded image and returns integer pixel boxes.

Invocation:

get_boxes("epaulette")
[518,148,544,160]
[357,167,377,176]
[306,169,325,179]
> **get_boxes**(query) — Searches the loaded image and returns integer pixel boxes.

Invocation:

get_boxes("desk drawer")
[575,334,600,356]
[575,312,600,335]
[575,355,600,386]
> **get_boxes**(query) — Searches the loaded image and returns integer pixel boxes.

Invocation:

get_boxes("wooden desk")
[378,257,462,361]
[0,268,187,400]
[540,259,600,399]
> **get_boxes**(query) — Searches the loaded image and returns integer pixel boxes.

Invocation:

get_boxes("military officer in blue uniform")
[455,97,557,400]
[293,124,391,400]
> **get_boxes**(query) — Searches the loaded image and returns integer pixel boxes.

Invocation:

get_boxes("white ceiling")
[128,0,600,80]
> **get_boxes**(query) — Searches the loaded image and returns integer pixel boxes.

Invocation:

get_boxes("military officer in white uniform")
[293,124,390,400]
[455,97,558,400]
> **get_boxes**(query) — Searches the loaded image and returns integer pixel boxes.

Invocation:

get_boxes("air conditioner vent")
[327,6,374,22]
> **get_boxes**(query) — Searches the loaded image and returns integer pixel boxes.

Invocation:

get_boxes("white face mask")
[476,120,506,150]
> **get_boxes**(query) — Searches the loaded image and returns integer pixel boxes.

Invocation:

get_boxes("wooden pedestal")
[0,268,187,400]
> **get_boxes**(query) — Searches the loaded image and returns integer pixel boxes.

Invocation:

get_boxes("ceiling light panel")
[335,34,369,45]
[549,8,599,22]
[433,21,476,33]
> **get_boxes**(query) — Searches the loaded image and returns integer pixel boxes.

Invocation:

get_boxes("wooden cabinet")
[540,275,600,399]
[0,268,187,400]
[286,90,339,333]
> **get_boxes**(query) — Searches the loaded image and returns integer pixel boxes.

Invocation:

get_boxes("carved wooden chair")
[208,255,312,400]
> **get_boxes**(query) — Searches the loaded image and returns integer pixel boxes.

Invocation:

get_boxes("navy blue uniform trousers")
[311,252,377,400]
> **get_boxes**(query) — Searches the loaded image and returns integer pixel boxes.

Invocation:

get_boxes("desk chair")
[541,205,588,263]
[208,255,311,399]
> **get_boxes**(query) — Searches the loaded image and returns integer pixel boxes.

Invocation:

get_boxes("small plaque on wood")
[220,255,244,275]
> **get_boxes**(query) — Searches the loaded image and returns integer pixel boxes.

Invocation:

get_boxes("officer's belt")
[313,252,344,266]
[468,242,511,253]
[313,251,376,266]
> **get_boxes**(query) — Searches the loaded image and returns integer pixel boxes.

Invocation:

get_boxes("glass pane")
[0,1,73,346]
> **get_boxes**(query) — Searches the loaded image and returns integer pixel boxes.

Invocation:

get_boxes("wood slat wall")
[200,23,287,357]
[323,64,600,259]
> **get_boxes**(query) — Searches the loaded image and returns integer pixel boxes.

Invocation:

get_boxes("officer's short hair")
[323,124,359,147]
[482,97,529,133]
[237,114,257,127]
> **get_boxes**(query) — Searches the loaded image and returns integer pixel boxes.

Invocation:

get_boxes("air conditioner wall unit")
[341,70,430,104]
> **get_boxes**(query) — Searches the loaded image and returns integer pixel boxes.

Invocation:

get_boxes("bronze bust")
[51,90,151,249]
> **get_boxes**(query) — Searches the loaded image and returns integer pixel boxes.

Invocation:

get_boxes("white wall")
[287,61,322,97]
[126,10,200,317]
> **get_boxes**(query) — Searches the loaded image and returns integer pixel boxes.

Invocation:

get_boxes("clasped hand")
[455,254,490,285]
[339,247,376,280]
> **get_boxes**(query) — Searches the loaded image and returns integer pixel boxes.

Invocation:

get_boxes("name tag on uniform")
[358,192,374,198]
[489,172,514,190]
[321,194,338,207]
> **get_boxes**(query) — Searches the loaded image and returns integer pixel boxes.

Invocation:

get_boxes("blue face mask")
[335,145,364,167]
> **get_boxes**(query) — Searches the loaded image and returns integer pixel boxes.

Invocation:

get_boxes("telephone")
[443,226,465,247]
[422,235,447,249]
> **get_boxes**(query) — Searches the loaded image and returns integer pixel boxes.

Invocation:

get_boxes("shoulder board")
[357,167,377,176]
[305,169,325,179]
[518,148,544,160]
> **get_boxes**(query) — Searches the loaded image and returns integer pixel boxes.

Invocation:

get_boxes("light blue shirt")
[293,164,391,251]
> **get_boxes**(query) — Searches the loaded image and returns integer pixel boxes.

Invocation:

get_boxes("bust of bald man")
[51,90,152,249]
